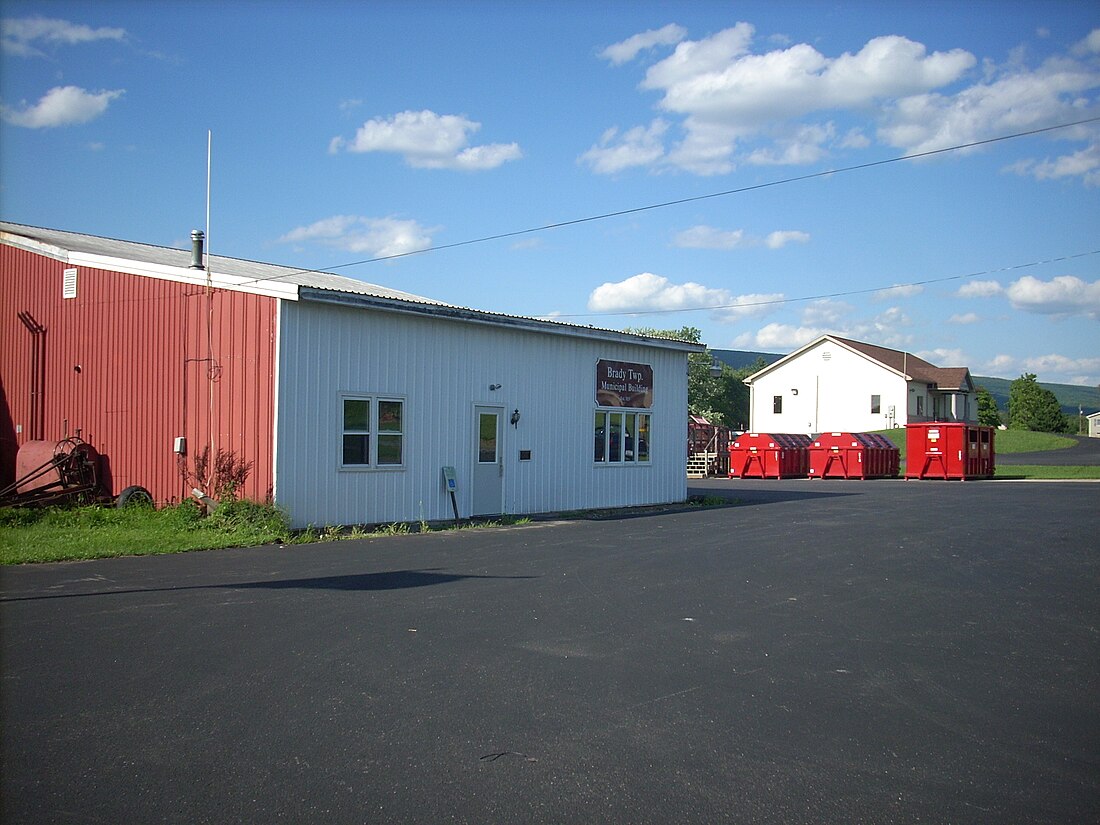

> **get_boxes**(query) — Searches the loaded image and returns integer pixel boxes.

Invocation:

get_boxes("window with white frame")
[342,395,404,468]
[594,410,650,464]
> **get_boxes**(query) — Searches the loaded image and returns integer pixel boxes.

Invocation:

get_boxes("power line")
[548,249,1100,318]
[235,115,1100,287]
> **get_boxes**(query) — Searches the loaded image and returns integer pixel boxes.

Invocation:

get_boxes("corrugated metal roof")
[0,221,441,305]
[1,221,704,352]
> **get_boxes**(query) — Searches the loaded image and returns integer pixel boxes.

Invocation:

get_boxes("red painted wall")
[1,243,276,504]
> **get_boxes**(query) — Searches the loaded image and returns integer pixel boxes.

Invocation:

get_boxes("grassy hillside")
[711,349,782,372]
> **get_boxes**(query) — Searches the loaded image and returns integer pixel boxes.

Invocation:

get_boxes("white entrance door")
[471,406,503,516]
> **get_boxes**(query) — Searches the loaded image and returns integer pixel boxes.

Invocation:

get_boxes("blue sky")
[2,1,1099,385]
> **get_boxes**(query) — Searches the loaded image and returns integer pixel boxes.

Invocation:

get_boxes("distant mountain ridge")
[711,349,1100,415]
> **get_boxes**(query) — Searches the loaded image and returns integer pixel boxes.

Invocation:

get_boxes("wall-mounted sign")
[595,359,653,408]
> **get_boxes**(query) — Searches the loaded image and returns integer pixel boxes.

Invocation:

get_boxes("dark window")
[342,396,404,468]
[773,395,783,414]
[871,394,881,414]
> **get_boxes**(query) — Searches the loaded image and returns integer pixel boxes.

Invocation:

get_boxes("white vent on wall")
[63,268,78,299]
[822,351,832,361]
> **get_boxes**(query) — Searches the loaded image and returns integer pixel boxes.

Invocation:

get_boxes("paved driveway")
[2,479,1098,824]
[995,434,1100,466]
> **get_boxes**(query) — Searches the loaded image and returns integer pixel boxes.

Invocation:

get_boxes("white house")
[744,335,976,434]
[2,221,703,527]
[1088,411,1100,438]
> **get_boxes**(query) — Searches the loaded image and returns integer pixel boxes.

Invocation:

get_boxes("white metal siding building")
[277,290,698,527]
[745,335,976,435]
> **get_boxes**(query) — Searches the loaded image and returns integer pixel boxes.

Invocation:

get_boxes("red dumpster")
[809,432,900,479]
[728,433,812,478]
[904,423,996,480]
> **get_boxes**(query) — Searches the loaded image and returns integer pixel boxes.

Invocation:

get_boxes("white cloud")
[918,347,968,366]
[746,123,835,166]
[331,110,521,170]
[1022,353,1100,377]
[580,119,668,174]
[765,230,810,249]
[982,352,1100,384]
[1007,142,1100,187]
[878,55,1100,158]
[279,215,436,258]
[587,272,782,321]
[734,323,826,350]
[734,302,918,352]
[984,354,1017,374]
[1,16,125,57]
[1005,275,1100,318]
[957,279,1003,298]
[639,25,974,174]
[673,226,746,249]
[1,85,123,128]
[801,299,853,326]
[1072,28,1100,56]
[599,24,686,65]
[948,312,980,324]
[672,225,808,249]
[590,22,1099,182]
[873,283,924,301]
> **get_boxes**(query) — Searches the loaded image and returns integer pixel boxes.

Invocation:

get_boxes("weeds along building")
[1,222,702,527]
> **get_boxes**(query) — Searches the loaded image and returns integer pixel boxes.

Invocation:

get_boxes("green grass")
[0,501,544,564]
[994,465,1100,480]
[0,500,291,565]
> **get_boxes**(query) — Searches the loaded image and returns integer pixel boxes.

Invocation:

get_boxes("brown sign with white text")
[595,360,653,408]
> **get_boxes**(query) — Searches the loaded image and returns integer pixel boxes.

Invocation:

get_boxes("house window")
[773,395,783,414]
[916,396,924,416]
[342,395,404,468]
[871,394,881,414]
[594,410,650,464]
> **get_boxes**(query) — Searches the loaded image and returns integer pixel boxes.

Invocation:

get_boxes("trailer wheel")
[116,485,153,508]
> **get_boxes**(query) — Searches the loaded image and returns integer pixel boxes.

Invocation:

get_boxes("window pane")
[624,414,635,461]
[594,411,606,462]
[609,413,622,462]
[377,434,402,465]
[871,394,881,414]
[344,399,370,431]
[637,415,650,461]
[378,400,402,432]
[479,413,497,463]
[773,395,783,414]
[343,434,370,465]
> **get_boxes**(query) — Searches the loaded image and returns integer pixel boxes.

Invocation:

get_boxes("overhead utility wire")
[236,115,1100,286]
[549,249,1100,318]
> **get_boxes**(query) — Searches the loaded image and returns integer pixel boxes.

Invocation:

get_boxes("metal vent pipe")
[189,230,205,269]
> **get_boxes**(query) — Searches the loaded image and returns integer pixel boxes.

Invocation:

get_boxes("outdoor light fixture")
[489,383,502,391]
[791,388,799,395]
[510,409,521,428]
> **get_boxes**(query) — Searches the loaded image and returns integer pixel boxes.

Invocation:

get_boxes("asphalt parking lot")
[2,478,1098,824]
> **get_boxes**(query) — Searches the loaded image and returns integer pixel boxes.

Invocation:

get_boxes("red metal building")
[2,231,276,502]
